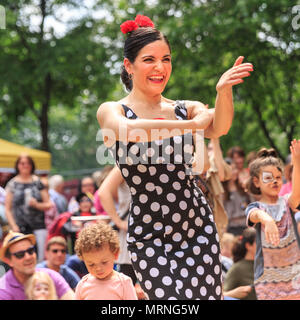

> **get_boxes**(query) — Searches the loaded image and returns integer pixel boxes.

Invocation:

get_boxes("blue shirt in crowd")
[49,189,68,214]
[66,254,88,279]
[36,261,80,290]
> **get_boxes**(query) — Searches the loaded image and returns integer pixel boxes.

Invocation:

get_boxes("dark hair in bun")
[256,148,278,159]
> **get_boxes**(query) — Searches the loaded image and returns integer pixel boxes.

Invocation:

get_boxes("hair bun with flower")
[120,14,155,34]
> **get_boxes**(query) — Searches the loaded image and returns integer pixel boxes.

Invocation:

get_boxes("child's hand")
[264,219,280,246]
[290,139,300,166]
[135,283,148,300]
[227,285,252,299]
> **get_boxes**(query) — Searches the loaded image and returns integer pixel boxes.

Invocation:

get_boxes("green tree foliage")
[0,0,116,152]
[151,0,300,158]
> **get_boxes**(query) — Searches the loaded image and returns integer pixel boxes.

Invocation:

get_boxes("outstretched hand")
[289,139,300,211]
[227,285,252,299]
[290,139,300,165]
[216,56,253,93]
[264,219,280,246]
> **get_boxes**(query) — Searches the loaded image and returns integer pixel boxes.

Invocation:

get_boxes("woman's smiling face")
[125,40,172,95]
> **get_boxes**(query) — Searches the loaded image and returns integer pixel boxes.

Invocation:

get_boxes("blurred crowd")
[0,137,297,300]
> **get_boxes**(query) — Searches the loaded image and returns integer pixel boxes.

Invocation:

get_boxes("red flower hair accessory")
[120,20,139,34]
[120,15,155,34]
[135,15,155,28]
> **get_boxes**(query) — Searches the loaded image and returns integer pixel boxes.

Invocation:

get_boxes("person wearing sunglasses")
[0,231,75,300]
[36,236,80,290]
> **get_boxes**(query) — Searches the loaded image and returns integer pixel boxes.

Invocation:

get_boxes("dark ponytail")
[232,228,256,263]
[121,65,133,92]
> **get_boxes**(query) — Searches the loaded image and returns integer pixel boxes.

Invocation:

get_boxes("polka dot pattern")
[107,101,222,300]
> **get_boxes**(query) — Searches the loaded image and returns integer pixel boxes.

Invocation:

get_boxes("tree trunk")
[249,94,285,161]
[40,73,51,151]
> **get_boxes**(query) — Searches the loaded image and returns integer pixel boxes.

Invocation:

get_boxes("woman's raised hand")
[290,139,300,165]
[216,56,253,93]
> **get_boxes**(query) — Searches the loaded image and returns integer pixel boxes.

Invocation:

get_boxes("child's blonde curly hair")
[75,222,120,259]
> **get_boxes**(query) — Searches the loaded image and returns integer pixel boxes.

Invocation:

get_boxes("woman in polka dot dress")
[97,15,254,300]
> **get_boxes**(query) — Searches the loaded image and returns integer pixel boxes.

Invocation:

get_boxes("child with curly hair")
[74,221,137,300]
[245,140,300,300]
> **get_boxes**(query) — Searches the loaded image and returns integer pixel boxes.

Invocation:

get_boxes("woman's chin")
[146,85,166,95]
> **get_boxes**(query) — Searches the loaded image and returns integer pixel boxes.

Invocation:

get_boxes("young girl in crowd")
[25,271,58,300]
[223,228,257,300]
[74,221,138,300]
[245,139,300,300]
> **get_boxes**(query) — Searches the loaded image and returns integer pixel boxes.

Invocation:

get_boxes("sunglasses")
[79,198,92,203]
[11,245,36,259]
[51,249,67,254]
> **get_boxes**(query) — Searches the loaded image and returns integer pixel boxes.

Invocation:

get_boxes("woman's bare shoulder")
[97,101,124,112]
[96,101,125,119]
[183,100,207,119]
[162,97,176,105]
[184,100,207,108]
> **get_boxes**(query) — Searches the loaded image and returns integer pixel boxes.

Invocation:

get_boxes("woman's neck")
[17,173,32,182]
[126,88,164,110]
[244,251,254,261]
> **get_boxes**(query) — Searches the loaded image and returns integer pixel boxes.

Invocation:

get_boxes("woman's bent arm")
[97,101,213,146]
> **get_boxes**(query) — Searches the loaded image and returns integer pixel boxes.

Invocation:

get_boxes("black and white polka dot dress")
[107,100,222,300]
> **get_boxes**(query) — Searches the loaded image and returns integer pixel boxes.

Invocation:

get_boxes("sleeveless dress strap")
[121,104,138,119]
[174,100,188,120]
[122,102,187,120]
